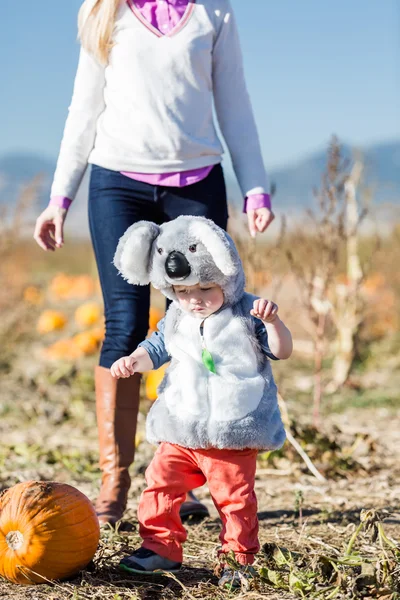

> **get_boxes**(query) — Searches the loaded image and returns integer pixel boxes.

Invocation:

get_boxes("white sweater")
[51,0,269,201]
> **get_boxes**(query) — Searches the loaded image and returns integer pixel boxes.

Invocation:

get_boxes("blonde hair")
[78,0,121,64]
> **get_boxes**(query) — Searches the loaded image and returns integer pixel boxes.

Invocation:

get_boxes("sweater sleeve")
[138,318,171,370]
[253,317,279,361]
[50,48,106,201]
[212,1,269,199]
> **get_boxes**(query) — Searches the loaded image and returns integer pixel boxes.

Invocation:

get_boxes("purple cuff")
[243,193,272,214]
[49,196,73,209]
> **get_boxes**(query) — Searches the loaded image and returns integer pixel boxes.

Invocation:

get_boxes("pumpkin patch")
[0,481,100,585]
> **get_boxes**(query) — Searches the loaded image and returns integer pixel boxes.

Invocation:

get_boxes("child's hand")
[250,299,279,323]
[110,356,138,378]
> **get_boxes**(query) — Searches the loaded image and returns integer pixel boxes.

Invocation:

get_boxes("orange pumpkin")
[145,364,167,401]
[43,339,82,360]
[69,275,96,300]
[88,326,105,343]
[74,302,103,328]
[72,331,99,356]
[0,481,100,585]
[49,274,96,300]
[37,310,67,334]
[149,307,164,333]
[48,273,72,299]
[23,286,43,305]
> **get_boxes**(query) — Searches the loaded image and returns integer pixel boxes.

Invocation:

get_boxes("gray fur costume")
[114,216,286,451]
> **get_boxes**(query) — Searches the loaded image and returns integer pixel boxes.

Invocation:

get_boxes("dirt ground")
[0,364,399,600]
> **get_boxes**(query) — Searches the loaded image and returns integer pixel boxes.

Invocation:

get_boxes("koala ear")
[114,221,160,285]
[189,219,236,276]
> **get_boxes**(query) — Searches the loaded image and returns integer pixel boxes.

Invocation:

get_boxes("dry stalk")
[278,393,326,482]
[286,137,371,424]
[0,174,43,258]
[230,204,286,297]
[327,160,368,393]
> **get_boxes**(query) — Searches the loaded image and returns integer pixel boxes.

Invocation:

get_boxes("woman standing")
[34,0,275,527]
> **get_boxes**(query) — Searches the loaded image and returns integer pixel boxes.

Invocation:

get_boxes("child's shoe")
[119,547,182,574]
[218,565,256,590]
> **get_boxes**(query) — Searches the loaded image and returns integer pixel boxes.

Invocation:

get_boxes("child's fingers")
[262,300,274,317]
[252,299,279,321]
[268,302,278,316]
[110,365,120,378]
[119,359,130,377]
[263,302,279,321]
[119,357,136,376]
[252,299,272,319]
[252,299,262,316]
[256,299,268,317]
[124,357,136,375]
[113,359,127,377]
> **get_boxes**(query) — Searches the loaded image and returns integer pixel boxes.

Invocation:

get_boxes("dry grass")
[0,352,399,599]
[0,200,399,598]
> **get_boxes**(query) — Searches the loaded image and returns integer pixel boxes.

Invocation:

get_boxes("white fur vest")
[145,294,286,451]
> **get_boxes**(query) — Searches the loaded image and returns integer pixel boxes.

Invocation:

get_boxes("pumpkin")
[49,274,96,300]
[43,339,81,361]
[145,364,167,401]
[23,286,43,305]
[72,332,99,356]
[74,302,103,328]
[0,481,100,585]
[37,310,67,334]
[88,326,105,343]
[149,307,164,333]
[69,275,96,300]
[48,273,72,299]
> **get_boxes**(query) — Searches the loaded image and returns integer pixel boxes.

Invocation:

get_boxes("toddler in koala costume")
[111,216,292,588]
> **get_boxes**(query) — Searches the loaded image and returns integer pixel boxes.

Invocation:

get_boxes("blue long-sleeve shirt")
[139,316,279,370]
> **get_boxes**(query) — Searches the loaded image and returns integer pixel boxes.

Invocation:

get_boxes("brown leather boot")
[94,365,141,527]
[94,367,209,526]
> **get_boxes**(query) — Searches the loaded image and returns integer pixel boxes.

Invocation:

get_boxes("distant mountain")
[266,140,400,208]
[0,140,398,234]
[0,153,55,211]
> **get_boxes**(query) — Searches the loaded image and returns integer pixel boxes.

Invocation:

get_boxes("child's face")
[174,283,224,318]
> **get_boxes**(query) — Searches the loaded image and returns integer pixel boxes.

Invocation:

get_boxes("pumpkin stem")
[6,531,24,550]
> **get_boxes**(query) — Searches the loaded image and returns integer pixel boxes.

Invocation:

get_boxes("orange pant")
[138,442,259,565]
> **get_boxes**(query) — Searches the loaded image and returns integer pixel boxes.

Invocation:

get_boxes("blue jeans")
[88,164,228,368]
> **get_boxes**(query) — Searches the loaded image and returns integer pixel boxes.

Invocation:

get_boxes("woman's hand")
[247,207,275,238]
[34,205,68,251]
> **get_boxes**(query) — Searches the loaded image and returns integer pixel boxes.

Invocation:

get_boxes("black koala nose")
[165,251,191,280]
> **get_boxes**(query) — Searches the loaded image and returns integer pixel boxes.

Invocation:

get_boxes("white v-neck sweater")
[51,0,269,201]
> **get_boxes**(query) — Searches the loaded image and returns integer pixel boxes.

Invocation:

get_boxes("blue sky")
[2,0,399,169]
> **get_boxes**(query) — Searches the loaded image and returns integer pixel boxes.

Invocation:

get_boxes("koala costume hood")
[114,216,286,451]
